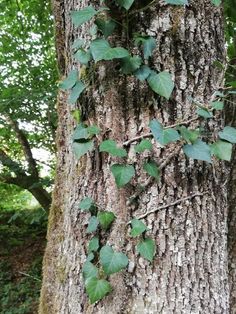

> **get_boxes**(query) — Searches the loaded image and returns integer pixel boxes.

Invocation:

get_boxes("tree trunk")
[40,1,230,313]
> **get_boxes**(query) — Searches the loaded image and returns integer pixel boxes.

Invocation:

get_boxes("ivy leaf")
[82,261,98,281]
[86,253,95,262]
[103,47,129,60]
[90,39,110,62]
[130,218,147,237]
[137,238,155,262]
[219,126,236,143]
[87,125,100,136]
[71,6,97,27]
[79,197,94,211]
[211,140,232,161]
[97,211,116,230]
[73,123,89,140]
[134,65,152,81]
[149,119,180,146]
[116,0,135,10]
[100,245,129,275]
[147,71,174,99]
[121,56,142,74]
[143,161,160,180]
[196,108,213,119]
[72,39,85,50]
[68,81,86,104]
[95,18,116,38]
[211,0,221,6]
[73,140,94,160]
[87,216,99,233]
[74,49,92,65]
[111,164,135,188]
[211,101,224,110]
[165,0,188,4]
[85,278,112,304]
[99,140,127,157]
[59,69,78,90]
[178,126,199,144]
[88,237,100,253]
[143,37,156,59]
[134,139,153,153]
[183,139,211,163]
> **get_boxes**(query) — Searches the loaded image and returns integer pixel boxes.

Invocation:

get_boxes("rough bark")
[40,1,229,313]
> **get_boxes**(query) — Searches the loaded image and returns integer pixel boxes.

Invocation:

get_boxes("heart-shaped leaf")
[143,161,160,180]
[99,140,127,157]
[149,120,180,146]
[97,211,116,230]
[82,261,98,281]
[134,65,152,81]
[130,219,147,237]
[137,238,155,262]
[79,197,94,211]
[88,237,99,253]
[95,18,116,38]
[68,81,86,104]
[183,139,211,163]
[210,140,232,161]
[219,126,236,143]
[72,140,94,160]
[147,71,174,99]
[87,216,99,233]
[121,56,142,74]
[71,6,97,27]
[59,69,78,90]
[111,164,135,188]
[100,245,129,275]
[134,139,153,153]
[85,277,112,304]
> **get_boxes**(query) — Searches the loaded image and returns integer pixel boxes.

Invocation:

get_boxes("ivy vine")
[59,0,231,304]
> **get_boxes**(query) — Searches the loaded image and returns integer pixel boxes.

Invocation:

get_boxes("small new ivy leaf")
[88,237,99,253]
[79,197,94,211]
[87,125,100,136]
[219,126,236,143]
[137,238,155,262]
[116,0,135,10]
[143,37,156,59]
[183,139,211,163]
[99,140,127,157]
[72,140,94,160]
[143,161,160,180]
[121,56,142,74]
[59,69,78,90]
[111,164,135,188]
[147,71,174,99]
[68,81,86,104]
[71,6,97,27]
[82,261,98,281]
[95,18,116,38]
[87,216,99,233]
[130,218,147,237]
[85,277,112,304]
[178,126,199,144]
[211,140,232,161]
[100,245,129,275]
[196,108,213,119]
[134,65,152,81]
[211,101,224,110]
[134,139,153,153]
[97,211,116,230]
[165,0,188,4]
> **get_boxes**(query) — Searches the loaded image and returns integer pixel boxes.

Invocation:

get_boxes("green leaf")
[121,56,142,74]
[219,126,236,143]
[74,49,92,65]
[87,125,100,136]
[73,140,94,160]
[85,278,112,304]
[183,139,211,163]
[95,18,116,38]
[100,245,129,275]
[196,108,213,119]
[90,39,110,62]
[147,71,174,99]
[72,39,85,50]
[211,0,221,6]
[149,119,180,146]
[99,140,127,157]
[103,47,129,60]
[111,164,135,188]
[59,69,78,90]
[82,261,98,281]
[73,123,89,140]
[71,6,97,27]
[68,81,86,104]
[86,253,95,262]
[211,140,232,161]
[134,139,153,153]
[130,218,147,237]
[79,197,94,211]
[134,65,152,81]
[97,211,116,230]
[116,0,135,10]
[165,0,188,4]
[137,238,155,262]
[178,126,199,144]
[72,109,81,123]
[88,237,100,253]
[211,101,224,110]
[87,216,99,233]
[143,37,156,59]
[143,161,160,180]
